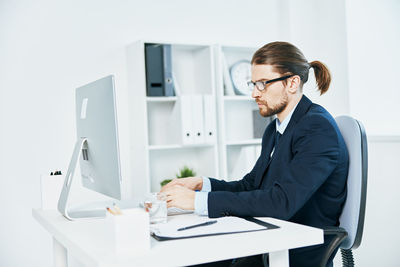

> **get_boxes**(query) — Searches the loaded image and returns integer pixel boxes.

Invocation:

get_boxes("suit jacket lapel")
[254,95,313,188]
[254,121,276,187]
[282,95,312,134]
[269,95,313,158]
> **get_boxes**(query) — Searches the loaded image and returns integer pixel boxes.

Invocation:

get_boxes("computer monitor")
[58,75,122,220]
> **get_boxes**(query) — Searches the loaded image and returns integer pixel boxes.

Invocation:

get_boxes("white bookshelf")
[126,41,219,194]
[126,41,270,195]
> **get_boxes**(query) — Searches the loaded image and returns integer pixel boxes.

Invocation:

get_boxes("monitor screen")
[76,75,122,199]
[58,75,122,220]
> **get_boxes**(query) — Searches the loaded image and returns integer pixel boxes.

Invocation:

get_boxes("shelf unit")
[127,41,219,195]
[126,41,272,196]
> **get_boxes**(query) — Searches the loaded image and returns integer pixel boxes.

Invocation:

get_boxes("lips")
[256,101,264,107]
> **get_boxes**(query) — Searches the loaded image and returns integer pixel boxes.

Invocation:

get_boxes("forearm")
[207,188,291,219]
[209,175,255,192]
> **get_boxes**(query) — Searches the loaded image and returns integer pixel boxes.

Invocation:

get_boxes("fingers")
[164,184,184,193]
[163,186,178,203]
[166,195,180,209]
[167,200,176,208]
[160,177,202,192]
[166,194,174,203]
[165,185,185,208]
[160,178,179,192]
[161,177,199,192]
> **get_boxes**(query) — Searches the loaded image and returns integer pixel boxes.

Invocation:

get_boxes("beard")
[257,91,289,117]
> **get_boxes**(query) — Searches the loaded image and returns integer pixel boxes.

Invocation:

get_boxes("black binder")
[145,43,174,97]
[151,217,279,241]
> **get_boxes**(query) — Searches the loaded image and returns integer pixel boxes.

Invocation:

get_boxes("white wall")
[351,139,400,267]
[287,0,350,117]
[3,0,396,266]
[336,0,400,266]
[346,0,400,135]
[0,1,284,266]
[332,139,400,267]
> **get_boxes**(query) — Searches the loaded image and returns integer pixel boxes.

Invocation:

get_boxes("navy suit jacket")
[208,95,348,266]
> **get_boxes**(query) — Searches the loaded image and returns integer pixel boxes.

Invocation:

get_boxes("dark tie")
[270,131,282,160]
[275,131,282,147]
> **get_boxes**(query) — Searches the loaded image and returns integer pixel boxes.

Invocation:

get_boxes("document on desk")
[151,216,279,241]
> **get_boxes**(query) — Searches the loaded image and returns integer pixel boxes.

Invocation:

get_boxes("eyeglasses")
[247,74,295,92]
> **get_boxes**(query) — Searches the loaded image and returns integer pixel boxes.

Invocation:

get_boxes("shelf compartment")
[224,100,259,141]
[220,46,256,97]
[149,146,218,191]
[147,101,176,146]
[171,45,214,95]
[226,145,262,181]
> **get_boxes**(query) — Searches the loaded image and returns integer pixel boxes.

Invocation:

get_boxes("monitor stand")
[57,138,106,220]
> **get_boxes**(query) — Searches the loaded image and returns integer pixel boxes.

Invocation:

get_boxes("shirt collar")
[275,102,299,135]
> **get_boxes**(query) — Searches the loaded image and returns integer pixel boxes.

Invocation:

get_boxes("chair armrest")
[324,226,348,237]
[319,227,348,267]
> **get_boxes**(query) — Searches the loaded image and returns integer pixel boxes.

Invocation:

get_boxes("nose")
[251,88,260,99]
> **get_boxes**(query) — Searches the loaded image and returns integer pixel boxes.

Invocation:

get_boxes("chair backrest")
[335,116,368,250]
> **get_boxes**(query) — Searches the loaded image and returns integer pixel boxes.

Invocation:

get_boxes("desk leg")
[269,249,289,267]
[53,237,68,267]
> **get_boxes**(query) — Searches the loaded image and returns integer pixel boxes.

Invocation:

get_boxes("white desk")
[32,209,323,267]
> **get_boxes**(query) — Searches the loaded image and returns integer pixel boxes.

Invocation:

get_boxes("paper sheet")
[150,216,266,239]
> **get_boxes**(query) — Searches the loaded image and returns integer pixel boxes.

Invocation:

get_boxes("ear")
[287,75,301,94]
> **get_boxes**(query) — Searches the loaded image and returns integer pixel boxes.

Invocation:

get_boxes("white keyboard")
[167,207,194,215]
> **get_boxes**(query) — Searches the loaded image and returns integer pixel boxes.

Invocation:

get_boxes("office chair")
[319,116,368,267]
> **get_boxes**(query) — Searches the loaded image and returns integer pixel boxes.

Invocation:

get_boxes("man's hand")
[163,185,196,210]
[160,176,203,192]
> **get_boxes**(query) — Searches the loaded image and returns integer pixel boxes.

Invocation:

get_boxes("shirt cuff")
[201,176,211,192]
[194,191,209,216]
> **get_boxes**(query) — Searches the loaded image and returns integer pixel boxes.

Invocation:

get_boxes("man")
[161,41,348,267]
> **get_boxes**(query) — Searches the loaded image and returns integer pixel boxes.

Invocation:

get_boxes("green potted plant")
[160,165,196,187]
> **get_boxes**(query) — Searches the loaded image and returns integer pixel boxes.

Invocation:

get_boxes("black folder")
[145,43,174,97]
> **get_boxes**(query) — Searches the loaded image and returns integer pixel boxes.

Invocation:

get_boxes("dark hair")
[251,41,331,95]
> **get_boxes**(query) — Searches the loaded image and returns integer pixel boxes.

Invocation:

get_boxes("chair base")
[341,249,354,267]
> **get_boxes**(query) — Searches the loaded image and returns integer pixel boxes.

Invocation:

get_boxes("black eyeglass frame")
[247,74,295,92]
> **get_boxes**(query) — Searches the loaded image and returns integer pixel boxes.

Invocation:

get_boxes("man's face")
[251,64,289,118]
